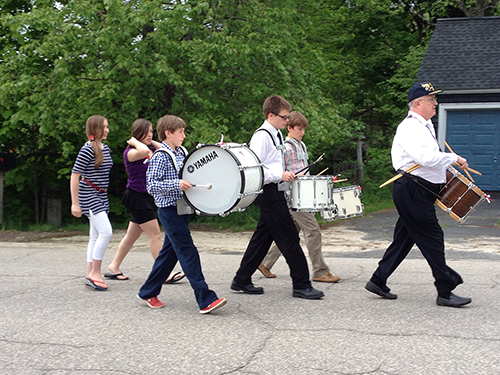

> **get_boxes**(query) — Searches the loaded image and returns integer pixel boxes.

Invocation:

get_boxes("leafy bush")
[361,147,394,203]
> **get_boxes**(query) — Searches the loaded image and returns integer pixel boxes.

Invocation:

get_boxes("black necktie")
[277,131,283,145]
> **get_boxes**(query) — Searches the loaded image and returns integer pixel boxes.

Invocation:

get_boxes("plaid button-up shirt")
[284,137,309,174]
[146,142,186,207]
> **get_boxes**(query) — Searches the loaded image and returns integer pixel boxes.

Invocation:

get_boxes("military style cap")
[408,82,443,102]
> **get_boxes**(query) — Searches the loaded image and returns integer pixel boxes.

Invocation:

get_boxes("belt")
[82,178,108,193]
[397,171,445,201]
[397,170,441,188]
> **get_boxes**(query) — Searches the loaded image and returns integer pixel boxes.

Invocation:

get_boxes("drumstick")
[333,178,348,183]
[461,166,474,182]
[192,183,213,190]
[296,153,325,175]
[379,163,421,188]
[444,141,476,181]
[466,167,482,175]
[316,168,329,176]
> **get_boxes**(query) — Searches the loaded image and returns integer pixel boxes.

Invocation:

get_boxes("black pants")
[233,183,311,289]
[370,175,463,297]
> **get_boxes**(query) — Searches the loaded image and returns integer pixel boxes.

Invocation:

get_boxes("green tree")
[0,0,356,227]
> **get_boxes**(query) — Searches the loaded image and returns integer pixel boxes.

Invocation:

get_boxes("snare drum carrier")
[254,128,289,191]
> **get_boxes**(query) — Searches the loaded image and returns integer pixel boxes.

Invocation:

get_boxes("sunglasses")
[272,113,290,120]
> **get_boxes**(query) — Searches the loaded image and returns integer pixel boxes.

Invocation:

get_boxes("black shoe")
[436,293,471,307]
[231,281,264,294]
[292,287,324,300]
[365,281,397,299]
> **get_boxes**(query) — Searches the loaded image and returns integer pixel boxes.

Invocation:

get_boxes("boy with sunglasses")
[259,111,340,283]
[231,96,324,300]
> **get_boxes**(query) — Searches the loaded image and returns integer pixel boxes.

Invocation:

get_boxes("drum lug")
[240,191,261,198]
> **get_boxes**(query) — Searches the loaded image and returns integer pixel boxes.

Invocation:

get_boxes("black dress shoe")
[365,281,397,299]
[231,281,264,294]
[292,287,324,300]
[436,293,471,307]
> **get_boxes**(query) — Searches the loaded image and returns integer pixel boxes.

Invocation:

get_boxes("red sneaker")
[137,294,164,309]
[200,298,227,314]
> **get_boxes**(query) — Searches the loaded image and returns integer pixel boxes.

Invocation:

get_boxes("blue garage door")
[446,110,500,191]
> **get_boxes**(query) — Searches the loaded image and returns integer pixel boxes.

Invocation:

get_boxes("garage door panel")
[474,134,495,145]
[446,109,500,190]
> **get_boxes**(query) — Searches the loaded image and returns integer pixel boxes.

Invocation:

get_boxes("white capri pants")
[87,210,113,262]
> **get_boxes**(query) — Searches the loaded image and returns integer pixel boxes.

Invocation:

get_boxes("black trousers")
[371,175,463,297]
[233,183,311,289]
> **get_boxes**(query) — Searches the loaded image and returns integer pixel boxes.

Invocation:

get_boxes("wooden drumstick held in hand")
[192,183,213,190]
[466,167,482,175]
[444,141,475,182]
[445,142,482,176]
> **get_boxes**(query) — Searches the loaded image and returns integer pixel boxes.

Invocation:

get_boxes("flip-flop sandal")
[85,277,108,291]
[164,271,186,284]
[104,272,129,280]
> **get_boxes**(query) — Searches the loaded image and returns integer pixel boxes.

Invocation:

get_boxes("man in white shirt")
[365,82,472,307]
[231,96,324,300]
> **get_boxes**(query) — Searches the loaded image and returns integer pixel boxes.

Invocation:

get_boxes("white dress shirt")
[249,121,285,184]
[391,110,458,183]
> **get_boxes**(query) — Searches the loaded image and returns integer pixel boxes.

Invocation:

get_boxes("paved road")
[0,192,499,374]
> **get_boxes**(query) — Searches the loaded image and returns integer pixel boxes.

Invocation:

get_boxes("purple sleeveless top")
[124,146,156,193]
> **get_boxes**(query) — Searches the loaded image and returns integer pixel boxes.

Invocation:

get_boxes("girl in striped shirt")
[70,115,113,291]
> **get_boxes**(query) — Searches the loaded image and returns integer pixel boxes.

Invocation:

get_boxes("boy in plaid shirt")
[137,115,226,314]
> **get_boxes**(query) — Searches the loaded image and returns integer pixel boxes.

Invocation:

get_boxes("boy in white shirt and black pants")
[231,96,324,300]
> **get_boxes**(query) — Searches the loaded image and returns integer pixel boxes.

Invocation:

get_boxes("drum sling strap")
[152,146,194,215]
[254,128,277,147]
[254,128,288,190]
[398,170,450,204]
[253,128,286,166]
[152,146,188,175]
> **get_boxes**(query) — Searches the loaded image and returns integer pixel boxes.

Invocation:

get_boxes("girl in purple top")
[105,119,184,283]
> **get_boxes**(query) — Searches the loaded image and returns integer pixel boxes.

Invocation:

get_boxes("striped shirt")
[146,142,186,207]
[72,142,113,217]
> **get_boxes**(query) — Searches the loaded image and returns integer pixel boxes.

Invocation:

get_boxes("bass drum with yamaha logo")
[179,143,264,216]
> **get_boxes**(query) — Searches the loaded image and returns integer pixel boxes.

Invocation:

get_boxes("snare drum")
[180,143,263,216]
[325,185,364,220]
[320,208,338,222]
[290,176,334,212]
[436,166,488,223]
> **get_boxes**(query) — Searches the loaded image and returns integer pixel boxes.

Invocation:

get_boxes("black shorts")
[121,188,158,224]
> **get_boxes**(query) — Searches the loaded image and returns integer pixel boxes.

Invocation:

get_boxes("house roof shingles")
[416,17,500,91]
